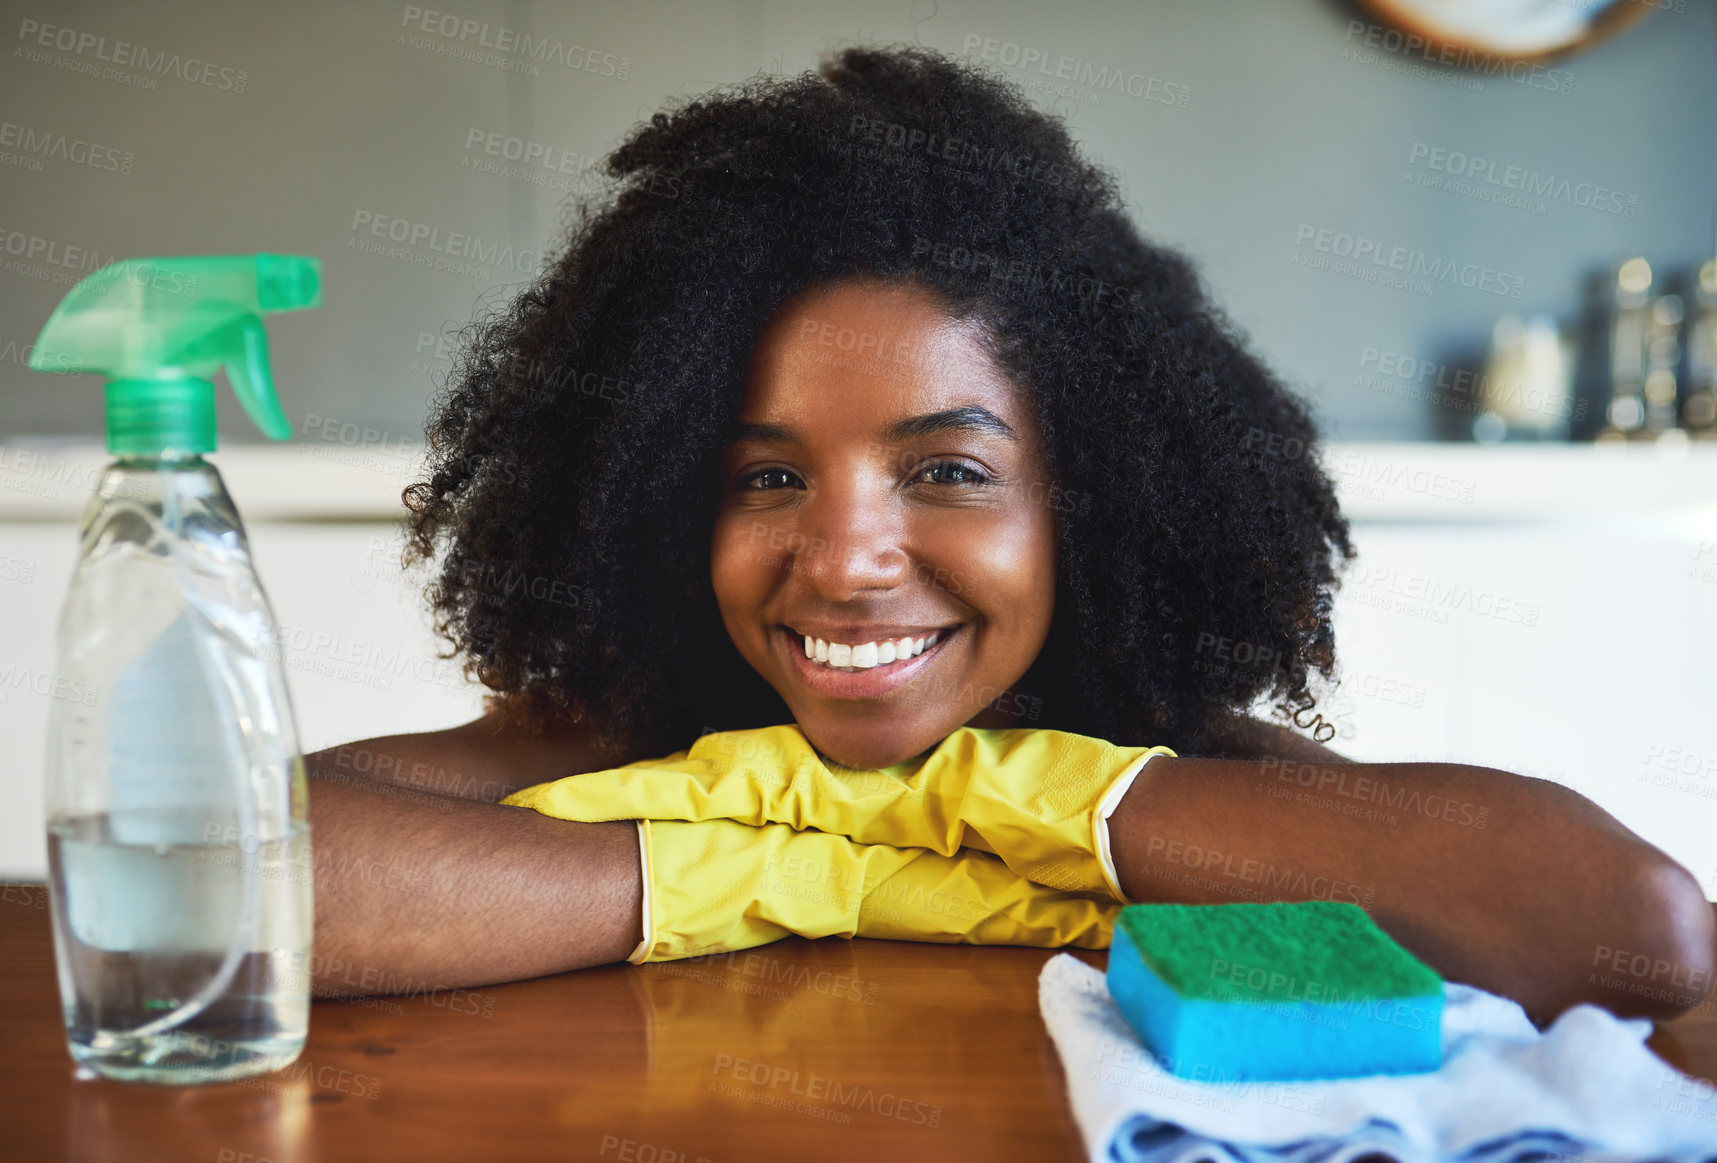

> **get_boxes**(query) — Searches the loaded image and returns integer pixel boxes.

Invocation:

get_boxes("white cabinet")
[1326,518,1717,893]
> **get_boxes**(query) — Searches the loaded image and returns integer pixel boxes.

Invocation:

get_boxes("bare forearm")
[306,773,641,996]
[303,715,642,804]
[1109,756,1715,1025]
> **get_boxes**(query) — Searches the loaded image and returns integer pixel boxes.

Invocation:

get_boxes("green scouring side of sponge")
[1107,901,1444,1081]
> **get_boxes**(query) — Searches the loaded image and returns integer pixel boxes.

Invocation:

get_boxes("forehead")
[739,278,1025,423]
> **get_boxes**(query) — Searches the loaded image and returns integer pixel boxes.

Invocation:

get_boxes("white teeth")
[794,628,953,670]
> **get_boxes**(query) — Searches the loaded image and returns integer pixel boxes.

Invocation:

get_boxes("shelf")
[2,437,1715,524]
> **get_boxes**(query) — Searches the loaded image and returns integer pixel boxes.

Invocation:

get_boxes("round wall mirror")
[1352,0,1657,61]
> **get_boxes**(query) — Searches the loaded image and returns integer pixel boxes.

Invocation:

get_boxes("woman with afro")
[304,46,1711,1025]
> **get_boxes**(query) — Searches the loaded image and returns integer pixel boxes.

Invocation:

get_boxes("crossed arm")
[303,713,1714,1026]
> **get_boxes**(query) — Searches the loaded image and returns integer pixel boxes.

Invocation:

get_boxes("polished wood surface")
[2,891,1714,1163]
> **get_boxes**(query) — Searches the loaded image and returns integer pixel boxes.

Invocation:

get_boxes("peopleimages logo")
[1342,19,1572,93]
[1406,142,1638,218]
[348,209,543,280]
[397,6,630,79]
[15,18,249,92]
[1356,346,1587,422]
[1292,224,1525,300]
[960,33,1190,108]
[0,228,118,288]
[0,120,134,174]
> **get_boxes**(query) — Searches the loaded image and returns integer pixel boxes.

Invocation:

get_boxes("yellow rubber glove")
[628,817,1117,962]
[501,725,1175,902]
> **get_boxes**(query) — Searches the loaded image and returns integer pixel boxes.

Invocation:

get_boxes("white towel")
[1038,952,1717,1163]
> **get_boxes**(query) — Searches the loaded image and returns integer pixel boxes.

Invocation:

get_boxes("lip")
[778,622,960,699]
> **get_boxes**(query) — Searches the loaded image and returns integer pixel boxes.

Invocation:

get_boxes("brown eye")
[916,461,990,486]
[739,468,800,490]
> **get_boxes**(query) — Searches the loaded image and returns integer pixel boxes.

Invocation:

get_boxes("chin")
[792,712,950,770]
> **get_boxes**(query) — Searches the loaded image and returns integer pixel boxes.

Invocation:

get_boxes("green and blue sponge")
[1107,900,1444,1081]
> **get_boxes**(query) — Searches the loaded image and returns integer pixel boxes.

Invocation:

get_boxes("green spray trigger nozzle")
[177,313,295,440]
[27,254,321,456]
[228,314,293,440]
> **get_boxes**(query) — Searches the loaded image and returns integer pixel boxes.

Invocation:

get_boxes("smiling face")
[710,277,1059,769]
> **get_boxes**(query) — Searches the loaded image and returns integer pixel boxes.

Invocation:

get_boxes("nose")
[790,477,910,601]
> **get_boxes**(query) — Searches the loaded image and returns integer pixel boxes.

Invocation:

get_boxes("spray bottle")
[28,254,319,1084]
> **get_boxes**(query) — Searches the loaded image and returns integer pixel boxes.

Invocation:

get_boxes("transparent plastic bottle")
[45,456,311,1084]
[28,254,322,1084]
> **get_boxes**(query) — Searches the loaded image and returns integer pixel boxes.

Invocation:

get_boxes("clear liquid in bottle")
[48,812,310,1083]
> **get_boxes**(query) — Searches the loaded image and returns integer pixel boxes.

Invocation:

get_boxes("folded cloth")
[1038,952,1717,1163]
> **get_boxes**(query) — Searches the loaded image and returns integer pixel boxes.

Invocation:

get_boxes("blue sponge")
[1107,901,1443,1081]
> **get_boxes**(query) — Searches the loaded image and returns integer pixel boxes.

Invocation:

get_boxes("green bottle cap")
[27,254,321,456]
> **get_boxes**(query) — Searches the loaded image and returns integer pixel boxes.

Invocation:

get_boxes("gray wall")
[2,0,1712,442]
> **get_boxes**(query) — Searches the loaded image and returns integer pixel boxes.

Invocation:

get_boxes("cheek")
[709,514,773,624]
[929,502,1055,634]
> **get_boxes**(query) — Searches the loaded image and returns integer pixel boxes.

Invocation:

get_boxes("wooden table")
[3,891,1714,1163]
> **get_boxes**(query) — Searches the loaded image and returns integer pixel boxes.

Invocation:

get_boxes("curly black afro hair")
[402,44,1354,758]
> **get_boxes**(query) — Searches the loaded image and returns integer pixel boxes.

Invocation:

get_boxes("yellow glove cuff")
[1093,748,1169,902]
[628,819,651,965]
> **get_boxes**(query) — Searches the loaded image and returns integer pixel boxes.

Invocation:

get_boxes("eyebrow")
[723,405,1018,446]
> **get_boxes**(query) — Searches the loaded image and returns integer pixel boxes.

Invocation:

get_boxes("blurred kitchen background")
[2,0,1714,890]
